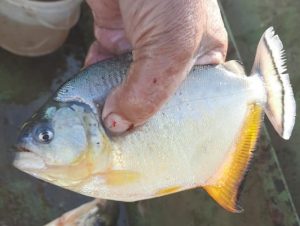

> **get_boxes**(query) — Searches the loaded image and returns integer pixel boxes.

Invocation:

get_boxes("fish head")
[13,101,111,187]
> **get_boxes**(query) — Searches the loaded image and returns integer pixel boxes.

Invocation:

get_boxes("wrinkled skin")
[85,0,228,133]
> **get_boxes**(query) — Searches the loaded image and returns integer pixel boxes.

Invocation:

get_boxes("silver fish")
[14,27,295,212]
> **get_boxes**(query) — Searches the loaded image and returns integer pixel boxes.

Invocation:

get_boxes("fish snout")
[15,133,33,153]
[13,134,46,170]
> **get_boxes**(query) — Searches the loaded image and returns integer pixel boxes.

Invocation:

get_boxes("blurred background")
[0,0,299,225]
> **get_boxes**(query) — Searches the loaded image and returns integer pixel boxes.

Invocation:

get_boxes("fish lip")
[13,149,46,170]
[15,144,31,153]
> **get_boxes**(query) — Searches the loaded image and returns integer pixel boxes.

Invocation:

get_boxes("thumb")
[101,0,227,134]
[102,52,195,133]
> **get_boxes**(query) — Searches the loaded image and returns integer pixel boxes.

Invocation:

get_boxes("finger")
[84,26,132,68]
[195,50,226,65]
[195,0,228,65]
[86,0,122,28]
[85,0,131,65]
[93,26,131,55]
[84,41,114,67]
[102,0,203,133]
[195,36,228,65]
[102,0,228,133]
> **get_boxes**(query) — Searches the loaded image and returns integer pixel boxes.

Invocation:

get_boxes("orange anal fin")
[204,104,263,213]
[204,185,243,213]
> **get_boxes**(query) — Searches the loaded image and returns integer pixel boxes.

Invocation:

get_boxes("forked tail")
[204,27,296,213]
[251,27,296,139]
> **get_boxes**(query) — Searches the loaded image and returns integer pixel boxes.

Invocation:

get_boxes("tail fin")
[251,27,296,139]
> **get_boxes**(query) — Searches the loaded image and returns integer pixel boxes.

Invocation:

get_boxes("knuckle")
[121,88,167,122]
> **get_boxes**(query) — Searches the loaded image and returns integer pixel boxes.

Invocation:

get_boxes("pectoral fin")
[204,104,263,213]
[104,170,140,186]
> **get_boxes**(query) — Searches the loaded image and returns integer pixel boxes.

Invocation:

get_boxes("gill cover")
[15,102,99,168]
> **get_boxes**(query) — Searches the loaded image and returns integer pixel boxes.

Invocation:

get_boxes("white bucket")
[0,0,83,56]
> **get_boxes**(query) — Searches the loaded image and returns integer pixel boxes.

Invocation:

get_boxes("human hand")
[85,0,228,133]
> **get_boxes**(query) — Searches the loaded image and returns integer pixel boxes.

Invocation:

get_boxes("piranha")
[14,27,295,213]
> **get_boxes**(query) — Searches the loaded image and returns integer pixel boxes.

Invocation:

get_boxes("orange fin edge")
[204,104,263,213]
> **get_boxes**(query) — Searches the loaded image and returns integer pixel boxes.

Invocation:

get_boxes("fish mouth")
[13,146,46,171]
[16,145,31,153]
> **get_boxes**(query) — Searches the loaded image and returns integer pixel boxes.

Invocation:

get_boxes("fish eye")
[38,130,53,143]
[34,124,54,144]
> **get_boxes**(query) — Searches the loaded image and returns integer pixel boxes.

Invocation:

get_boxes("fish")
[14,27,296,213]
[45,199,118,226]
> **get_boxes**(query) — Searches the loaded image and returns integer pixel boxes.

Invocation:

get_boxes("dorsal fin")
[204,104,263,213]
[222,60,246,76]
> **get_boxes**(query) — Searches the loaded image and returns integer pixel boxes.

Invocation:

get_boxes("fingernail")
[103,113,133,134]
